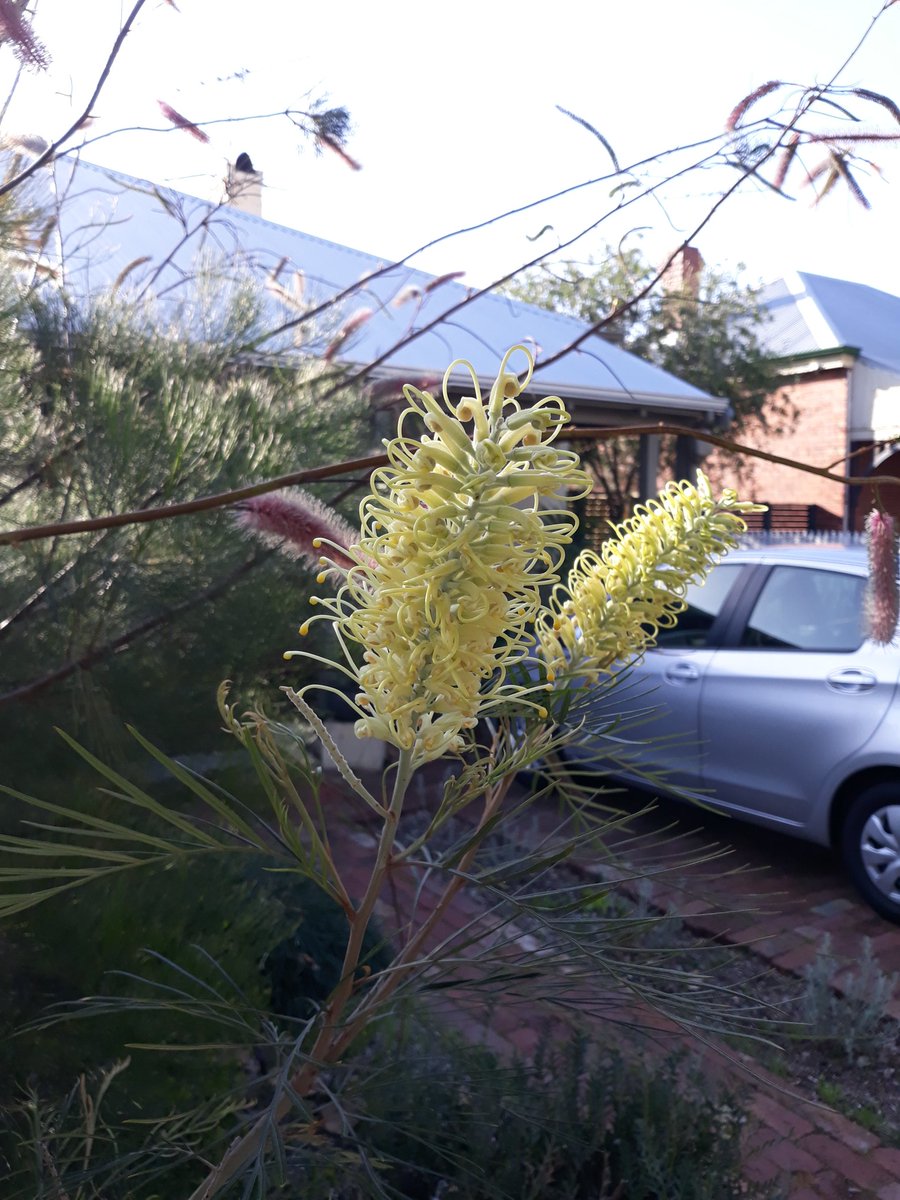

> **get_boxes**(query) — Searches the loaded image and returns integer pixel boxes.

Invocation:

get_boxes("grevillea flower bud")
[536,474,766,680]
[232,489,357,572]
[864,508,899,645]
[286,346,591,765]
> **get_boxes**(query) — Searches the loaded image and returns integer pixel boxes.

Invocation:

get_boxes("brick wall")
[703,367,850,523]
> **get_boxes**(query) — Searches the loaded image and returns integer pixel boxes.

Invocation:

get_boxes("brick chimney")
[659,245,704,298]
[225,152,263,217]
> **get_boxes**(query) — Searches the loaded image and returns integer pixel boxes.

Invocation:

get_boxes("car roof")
[723,540,868,572]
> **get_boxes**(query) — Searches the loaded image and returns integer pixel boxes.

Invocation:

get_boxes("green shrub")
[1,842,390,1121]
[799,934,898,1060]
[283,1019,768,1200]
[0,283,371,794]
[2,1013,774,1200]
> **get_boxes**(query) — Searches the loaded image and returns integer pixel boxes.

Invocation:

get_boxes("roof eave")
[363,362,727,419]
[773,346,860,374]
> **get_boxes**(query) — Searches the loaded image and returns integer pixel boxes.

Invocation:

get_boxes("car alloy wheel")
[842,783,900,924]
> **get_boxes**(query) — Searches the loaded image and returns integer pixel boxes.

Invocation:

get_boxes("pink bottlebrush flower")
[323,307,373,362]
[852,88,900,126]
[771,133,799,192]
[316,134,362,171]
[337,307,373,339]
[157,100,210,143]
[0,0,50,71]
[802,156,834,188]
[832,155,872,210]
[725,80,781,132]
[865,509,899,644]
[805,131,900,144]
[391,285,422,308]
[232,489,359,574]
[424,271,466,293]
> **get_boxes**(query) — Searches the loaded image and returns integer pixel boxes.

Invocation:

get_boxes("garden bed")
[395,793,900,1150]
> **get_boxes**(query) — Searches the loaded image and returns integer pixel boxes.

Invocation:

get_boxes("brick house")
[704,272,900,532]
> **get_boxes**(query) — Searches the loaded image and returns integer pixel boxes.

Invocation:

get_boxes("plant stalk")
[184,748,416,1200]
[328,771,515,1058]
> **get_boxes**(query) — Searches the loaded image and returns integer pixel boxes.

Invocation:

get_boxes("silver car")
[567,542,900,923]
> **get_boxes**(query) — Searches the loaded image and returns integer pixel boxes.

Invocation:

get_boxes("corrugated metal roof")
[43,159,725,421]
[760,271,900,372]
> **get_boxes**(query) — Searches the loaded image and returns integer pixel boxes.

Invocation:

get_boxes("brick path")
[318,767,900,1200]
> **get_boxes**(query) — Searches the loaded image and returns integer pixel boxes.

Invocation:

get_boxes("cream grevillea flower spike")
[536,473,764,681]
[286,346,590,765]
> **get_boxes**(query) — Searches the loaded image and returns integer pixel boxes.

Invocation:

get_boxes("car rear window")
[741,565,865,652]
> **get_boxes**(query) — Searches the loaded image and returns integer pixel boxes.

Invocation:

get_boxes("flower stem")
[327,770,515,1057]
[185,750,416,1200]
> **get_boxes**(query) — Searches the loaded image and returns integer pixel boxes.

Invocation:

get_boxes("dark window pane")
[741,566,865,651]
[653,563,742,648]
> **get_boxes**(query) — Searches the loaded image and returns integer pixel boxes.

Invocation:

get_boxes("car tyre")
[841,783,900,924]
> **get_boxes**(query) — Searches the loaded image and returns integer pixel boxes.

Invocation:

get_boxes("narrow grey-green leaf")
[126,726,266,846]
[0,785,181,851]
[54,728,221,847]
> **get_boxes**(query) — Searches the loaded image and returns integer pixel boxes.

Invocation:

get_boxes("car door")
[697,563,900,830]
[595,561,749,792]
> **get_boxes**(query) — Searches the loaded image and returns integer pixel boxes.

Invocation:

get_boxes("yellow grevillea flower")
[536,472,764,680]
[288,346,590,765]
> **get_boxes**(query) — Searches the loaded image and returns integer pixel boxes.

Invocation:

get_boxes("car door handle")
[664,662,700,684]
[827,668,877,694]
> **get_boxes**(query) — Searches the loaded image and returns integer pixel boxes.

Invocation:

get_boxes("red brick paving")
[797,1134,894,1192]
[319,769,900,1200]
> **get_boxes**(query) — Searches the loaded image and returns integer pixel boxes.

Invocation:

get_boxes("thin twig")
[0,437,86,509]
[333,772,517,1051]
[2,429,898,550]
[0,550,269,708]
[0,451,386,546]
[0,0,150,200]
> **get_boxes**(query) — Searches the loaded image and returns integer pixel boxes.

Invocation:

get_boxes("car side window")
[653,563,743,649]
[741,566,865,651]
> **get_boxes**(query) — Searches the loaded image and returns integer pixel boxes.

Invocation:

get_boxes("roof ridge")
[789,271,841,351]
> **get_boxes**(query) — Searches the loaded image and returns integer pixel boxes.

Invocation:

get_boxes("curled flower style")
[536,473,764,680]
[287,346,590,765]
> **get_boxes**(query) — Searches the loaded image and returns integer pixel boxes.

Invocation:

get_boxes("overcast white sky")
[3,0,900,294]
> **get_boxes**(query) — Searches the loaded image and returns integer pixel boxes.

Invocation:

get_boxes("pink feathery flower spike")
[157,100,210,143]
[0,0,50,70]
[232,489,358,574]
[864,508,899,645]
[323,307,374,363]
